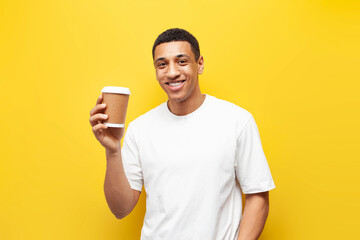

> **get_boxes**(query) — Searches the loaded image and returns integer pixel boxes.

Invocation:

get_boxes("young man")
[89,28,275,240]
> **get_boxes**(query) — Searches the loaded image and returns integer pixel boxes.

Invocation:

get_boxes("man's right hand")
[89,94,125,153]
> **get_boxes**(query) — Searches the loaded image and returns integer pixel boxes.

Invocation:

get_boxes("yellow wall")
[1,0,359,239]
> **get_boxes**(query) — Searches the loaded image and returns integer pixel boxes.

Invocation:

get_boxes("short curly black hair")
[152,28,200,61]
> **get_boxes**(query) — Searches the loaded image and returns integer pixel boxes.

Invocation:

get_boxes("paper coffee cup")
[101,86,131,128]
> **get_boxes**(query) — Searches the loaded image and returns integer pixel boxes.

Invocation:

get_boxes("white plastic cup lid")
[104,123,125,128]
[101,86,131,95]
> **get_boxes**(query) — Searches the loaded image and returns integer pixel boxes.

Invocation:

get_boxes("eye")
[157,62,166,68]
[178,59,188,65]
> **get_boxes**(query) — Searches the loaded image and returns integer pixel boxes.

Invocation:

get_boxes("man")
[89,28,275,240]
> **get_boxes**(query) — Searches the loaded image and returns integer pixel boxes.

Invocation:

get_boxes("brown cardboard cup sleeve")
[101,86,131,128]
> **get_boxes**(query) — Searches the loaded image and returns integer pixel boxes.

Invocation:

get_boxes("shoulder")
[206,95,254,137]
[207,94,252,121]
[128,102,166,130]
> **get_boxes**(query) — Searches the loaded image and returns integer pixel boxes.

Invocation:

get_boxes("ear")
[197,56,204,74]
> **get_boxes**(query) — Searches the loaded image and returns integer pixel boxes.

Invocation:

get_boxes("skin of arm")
[104,149,141,219]
[237,191,270,240]
[90,94,140,219]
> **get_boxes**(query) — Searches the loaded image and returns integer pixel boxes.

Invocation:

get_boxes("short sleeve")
[121,123,143,192]
[235,115,276,194]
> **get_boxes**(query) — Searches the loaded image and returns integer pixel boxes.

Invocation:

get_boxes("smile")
[166,80,185,86]
[165,80,186,91]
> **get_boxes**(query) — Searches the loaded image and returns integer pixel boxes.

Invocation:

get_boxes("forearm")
[104,149,136,219]
[237,192,269,240]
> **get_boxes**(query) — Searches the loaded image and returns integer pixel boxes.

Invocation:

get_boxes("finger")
[92,122,108,134]
[90,103,107,116]
[89,113,108,127]
[96,94,103,105]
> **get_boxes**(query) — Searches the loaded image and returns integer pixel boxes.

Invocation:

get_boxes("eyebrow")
[154,54,191,63]
[154,57,165,63]
[176,54,191,59]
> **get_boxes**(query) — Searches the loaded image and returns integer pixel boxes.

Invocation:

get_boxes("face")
[153,41,204,104]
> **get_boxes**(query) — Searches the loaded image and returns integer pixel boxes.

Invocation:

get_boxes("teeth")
[169,81,183,86]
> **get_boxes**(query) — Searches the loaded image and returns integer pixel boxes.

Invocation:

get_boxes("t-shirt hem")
[128,181,143,192]
[242,184,276,194]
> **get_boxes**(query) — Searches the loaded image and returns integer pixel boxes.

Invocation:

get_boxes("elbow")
[114,212,126,219]
[115,213,126,219]
[114,209,131,219]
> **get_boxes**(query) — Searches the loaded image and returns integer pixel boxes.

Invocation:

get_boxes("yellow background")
[1,0,359,239]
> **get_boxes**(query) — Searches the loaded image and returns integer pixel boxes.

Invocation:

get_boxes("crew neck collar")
[164,94,210,119]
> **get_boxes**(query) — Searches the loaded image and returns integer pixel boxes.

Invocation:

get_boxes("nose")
[167,62,180,79]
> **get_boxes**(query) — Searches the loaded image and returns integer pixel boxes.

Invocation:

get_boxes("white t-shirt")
[122,94,275,240]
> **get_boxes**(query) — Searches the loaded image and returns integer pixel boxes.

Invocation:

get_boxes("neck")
[167,90,206,116]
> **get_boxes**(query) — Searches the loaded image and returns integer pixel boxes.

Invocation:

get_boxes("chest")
[138,120,238,184]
